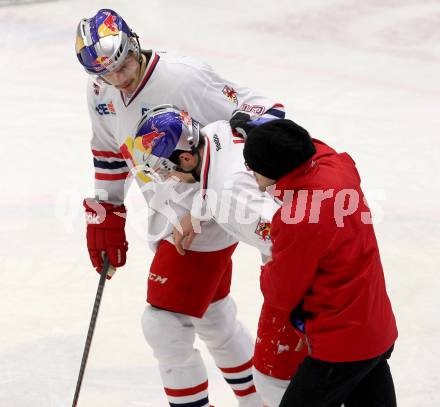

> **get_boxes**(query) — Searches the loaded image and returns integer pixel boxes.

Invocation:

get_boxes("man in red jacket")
[242,119,398,406]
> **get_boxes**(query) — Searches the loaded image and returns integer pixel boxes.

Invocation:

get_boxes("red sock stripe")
[164,380,209,397]
[234,385,256,397]
[219,358,253,373]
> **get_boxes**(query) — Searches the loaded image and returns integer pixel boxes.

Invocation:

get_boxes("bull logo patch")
[222,85,238,105]
[255,219,271,241]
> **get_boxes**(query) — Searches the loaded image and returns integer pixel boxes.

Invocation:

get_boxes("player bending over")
[130,105,309,407]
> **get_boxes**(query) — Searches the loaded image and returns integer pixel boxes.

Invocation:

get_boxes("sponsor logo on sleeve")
[213,134,222,151]
[240,103,265,115]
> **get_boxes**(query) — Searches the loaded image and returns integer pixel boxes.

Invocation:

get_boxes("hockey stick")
[72,254,110,407]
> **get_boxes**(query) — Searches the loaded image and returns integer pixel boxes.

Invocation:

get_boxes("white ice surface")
[1,0,439,406]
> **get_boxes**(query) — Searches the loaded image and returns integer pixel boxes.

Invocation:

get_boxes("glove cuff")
[83,198,126,228]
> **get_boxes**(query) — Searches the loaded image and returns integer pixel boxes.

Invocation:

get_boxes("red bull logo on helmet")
[134,125,166,154]
[93,56,114,71]
[94,55,109,65]
[98,14,119,38]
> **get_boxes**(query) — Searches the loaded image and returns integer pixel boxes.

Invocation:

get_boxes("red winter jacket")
[261,140,397,362]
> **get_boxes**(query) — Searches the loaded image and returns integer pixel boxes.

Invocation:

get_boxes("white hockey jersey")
[191,121,280,257]
[87,50,285,251]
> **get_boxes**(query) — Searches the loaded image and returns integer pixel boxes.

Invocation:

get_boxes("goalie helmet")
[75,9,140,75]
[132,105,201,182]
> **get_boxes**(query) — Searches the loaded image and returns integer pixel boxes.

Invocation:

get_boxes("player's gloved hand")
[229,111,253,139]
[230,110,273,139]
[83,198,128,279]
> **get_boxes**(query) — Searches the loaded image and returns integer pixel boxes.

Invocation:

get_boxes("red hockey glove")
[83,198,128,278]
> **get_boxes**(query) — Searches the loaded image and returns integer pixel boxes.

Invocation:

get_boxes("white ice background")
[0,0,439,406]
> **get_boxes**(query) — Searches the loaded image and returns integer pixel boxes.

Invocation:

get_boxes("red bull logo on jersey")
[98,14,119,38]
[222,85,238,105]
[255,219,271,241]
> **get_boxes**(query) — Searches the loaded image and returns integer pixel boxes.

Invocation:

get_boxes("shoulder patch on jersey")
[222,85,238,105]
[255,218,272,242]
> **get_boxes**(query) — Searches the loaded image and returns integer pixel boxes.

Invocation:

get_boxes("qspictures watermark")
[271,188,383,227]
[54,176,386,237]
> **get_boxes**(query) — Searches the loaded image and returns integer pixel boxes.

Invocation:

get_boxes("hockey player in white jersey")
[130,105,309,407]
[75,8,289,407]
[131,104,276,258]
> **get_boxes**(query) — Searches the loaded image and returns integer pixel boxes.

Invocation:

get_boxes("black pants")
[279,346,396,407]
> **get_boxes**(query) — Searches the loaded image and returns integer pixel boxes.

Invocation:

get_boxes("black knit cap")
[243,119,316,180]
